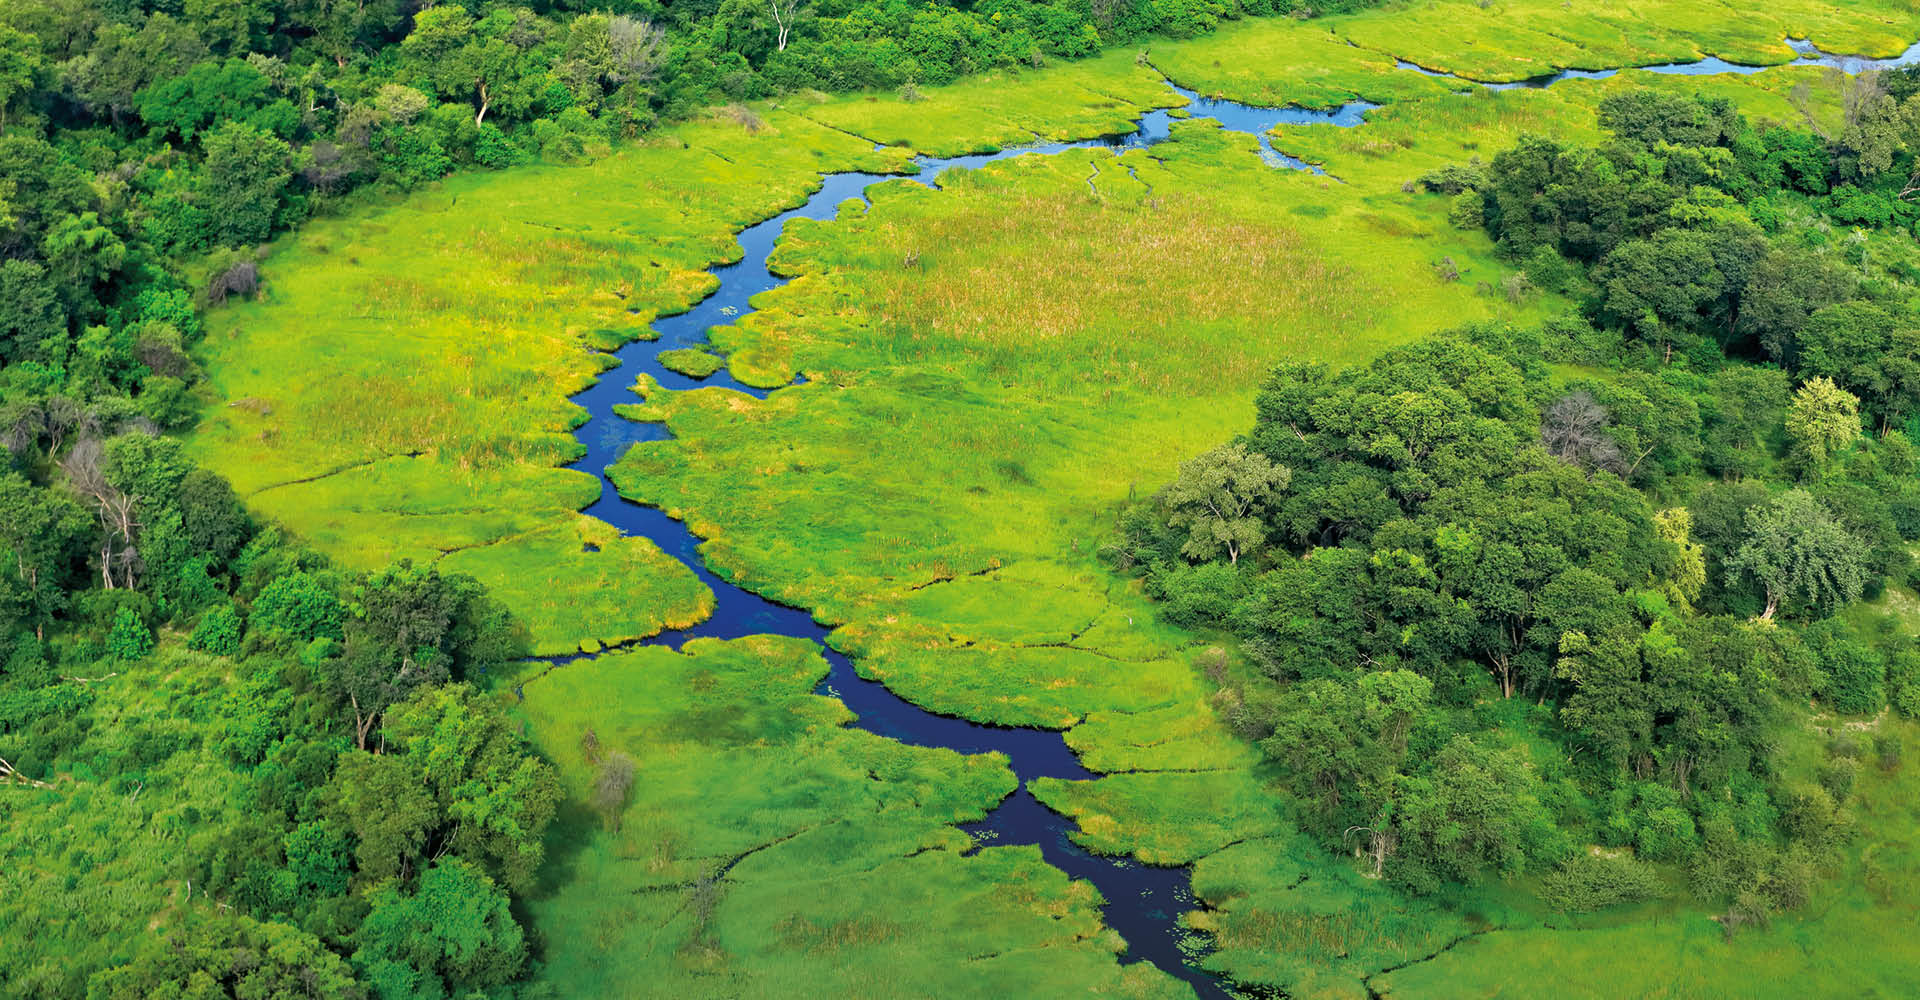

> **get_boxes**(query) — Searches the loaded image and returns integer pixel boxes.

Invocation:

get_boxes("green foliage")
[379,684,562,891]
[1786,376,1863,474]
[104,604,152,660]
[202,121,293,247]
[353,859,527,1000]
[1158,441,1290,565]
[188,601,243,655]
[1392,735,1560,888]
[250,571,344,642]
[1538,852,1665,913]
[88,915,367,1000]
[1725,490,1870,620]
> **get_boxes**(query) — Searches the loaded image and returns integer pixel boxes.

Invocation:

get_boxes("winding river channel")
[553,37,1920,999]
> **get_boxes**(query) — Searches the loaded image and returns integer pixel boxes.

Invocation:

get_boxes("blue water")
[540,36,1910,998]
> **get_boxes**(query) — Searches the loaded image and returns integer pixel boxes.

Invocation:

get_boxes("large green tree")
[1725,489,1869,619]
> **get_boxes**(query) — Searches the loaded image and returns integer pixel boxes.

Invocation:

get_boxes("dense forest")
[1116,85,1920,920]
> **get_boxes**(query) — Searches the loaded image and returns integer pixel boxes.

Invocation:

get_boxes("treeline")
[1111,88,1920,922]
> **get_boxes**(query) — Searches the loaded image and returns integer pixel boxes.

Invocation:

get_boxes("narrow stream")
[1397,35,1920,88]
[551,37,1908,998]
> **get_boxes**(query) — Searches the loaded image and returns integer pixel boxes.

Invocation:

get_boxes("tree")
[105,604,152,660]
[608,16,667,83]
[353,859,525,1000]
[1597,90,1740,148]
[1726,490,1869,619]
[0,258,67,366]
[251,571,345,642]
[1158,441,1290,565]
[328,561,517,750]
[592,750,637,830]
[63,15,212,126]
[1786,377,1861,474]
[0,25,41,136]
[1393,736,1555,886]
[1555,628,1655,772]
[1736,245,1849,363]
[1651,507,1706,613]
[1541,391,1626,477]
[0,470,90,638]
[769,0,804,51]
[330,751,436,884]
[134,59,273,142]
[60,438,142,590]
[202,121,291,247]
[87,916,366,1000]
[381,684,562,890]
[1593,229,1725,340]
[188,601,244,655]
[1258,670,1432,875]
[403,7,531,126]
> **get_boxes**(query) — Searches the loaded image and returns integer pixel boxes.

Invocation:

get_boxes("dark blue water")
[541,39,1912,998]
[1396,35,1920,90]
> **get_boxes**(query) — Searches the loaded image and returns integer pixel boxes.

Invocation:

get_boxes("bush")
[249,573,344,643]
[1151,561,1248,629]
[1888,649,1920,718]
[106,606,154,661]
[1824,640,1886,715]
[1418,163,1486,195]
[1539,852,1665,913]
[1448,192,1484,230]
[189,603,244,656]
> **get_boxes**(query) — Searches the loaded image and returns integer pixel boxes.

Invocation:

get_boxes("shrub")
[206,256,259,306]
[1886,649,1920,718]
[1823,639,1886,715]
[1151,561,1248,629]
[106,606,154,661]
[1418,163,1486,195]
[189,603,244,656]
[1448,191,1485,230]
[249,573,344,643]
[1539,852,1665,913]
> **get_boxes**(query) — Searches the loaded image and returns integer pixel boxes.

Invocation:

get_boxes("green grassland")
[183,1,1920,995]
[510,636,1187,999]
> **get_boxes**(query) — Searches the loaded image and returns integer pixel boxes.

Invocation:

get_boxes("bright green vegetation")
[795,50,1186,156]
[511,636,1187,998]
[657,348,727,379]
[0,471,562,998]
[602,39,1920,1000]
[1378,725,1920,999]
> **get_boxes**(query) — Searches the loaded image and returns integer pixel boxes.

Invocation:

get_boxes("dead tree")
[59,437,142,590]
